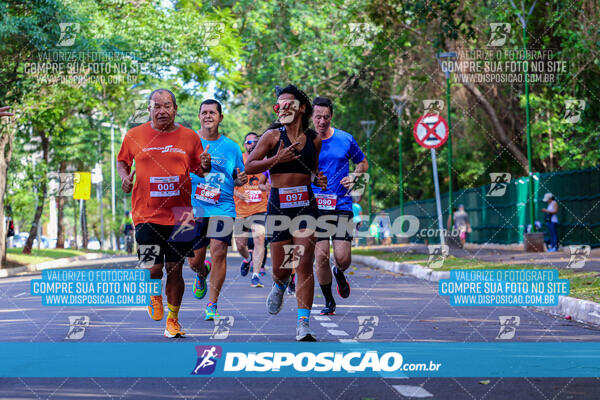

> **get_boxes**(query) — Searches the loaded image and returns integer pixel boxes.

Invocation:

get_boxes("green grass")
[352,249,600,303]
[7,248,87,265]
[6,247,121,267]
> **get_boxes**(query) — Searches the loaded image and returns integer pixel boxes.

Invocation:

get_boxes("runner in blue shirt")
[188,99,247,321]
[311,96,368,315]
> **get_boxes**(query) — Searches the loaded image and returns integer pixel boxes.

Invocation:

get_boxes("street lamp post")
[437,51,457,226]
[510,0,537,231]
[101,118,117,250]
[360,120,376,219]
[391,96,408,217]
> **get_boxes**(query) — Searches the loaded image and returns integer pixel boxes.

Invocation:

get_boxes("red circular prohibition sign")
[413,113,449,149]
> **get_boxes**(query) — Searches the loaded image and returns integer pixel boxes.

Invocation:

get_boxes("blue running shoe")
[205,302,219,321]
[192,261,211,299]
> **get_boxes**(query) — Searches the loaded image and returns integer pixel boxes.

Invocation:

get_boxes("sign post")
[436,51,457,225]
[509,0,537,231]
[414,113,449,247]
[430,148,445,247]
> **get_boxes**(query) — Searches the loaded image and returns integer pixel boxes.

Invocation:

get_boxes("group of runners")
[117,84,368,341]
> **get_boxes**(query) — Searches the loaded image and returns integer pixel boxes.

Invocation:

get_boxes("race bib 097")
[278,186,309,209]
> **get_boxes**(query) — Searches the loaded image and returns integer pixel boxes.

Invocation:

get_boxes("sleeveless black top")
[267,126,317,175]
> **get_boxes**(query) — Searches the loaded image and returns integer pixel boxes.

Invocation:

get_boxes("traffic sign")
[413,113,449,149]
[73,172,91,200]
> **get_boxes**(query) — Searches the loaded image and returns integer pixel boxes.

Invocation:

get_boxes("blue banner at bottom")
[1,342,599,378]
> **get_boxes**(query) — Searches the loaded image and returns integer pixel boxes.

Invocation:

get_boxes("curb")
[532,297,600,327]
[352,254,600,328]
[352,255,450,282]
[0,253,109,278]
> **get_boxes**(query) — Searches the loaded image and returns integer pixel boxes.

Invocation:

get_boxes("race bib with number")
[149,176,180,197]
[245,189,262,203]
[315,193,337,210]
[278,186,309,209]
[194,183,221,204]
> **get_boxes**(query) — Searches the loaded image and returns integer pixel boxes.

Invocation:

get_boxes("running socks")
[320,283,335,304]
[167,303,180,320]
[244,251,253,264]
[298,308,310,321]
[207,301,217,309]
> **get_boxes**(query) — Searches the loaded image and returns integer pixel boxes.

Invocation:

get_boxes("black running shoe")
[240,258,251,277]
[320,300,336,315]
[334,267,350,298]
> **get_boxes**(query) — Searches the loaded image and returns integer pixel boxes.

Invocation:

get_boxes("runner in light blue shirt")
[191,134,244,218]
[187,99,247,322]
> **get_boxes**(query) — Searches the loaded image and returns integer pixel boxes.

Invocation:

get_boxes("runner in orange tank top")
[234,132,270,288]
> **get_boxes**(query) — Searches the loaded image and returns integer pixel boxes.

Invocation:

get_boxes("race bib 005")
[150,176,180,197]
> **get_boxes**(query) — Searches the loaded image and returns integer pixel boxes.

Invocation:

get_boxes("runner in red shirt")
[117,89,211,338]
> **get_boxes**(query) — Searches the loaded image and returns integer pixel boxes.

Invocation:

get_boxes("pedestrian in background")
[453,205,471,248]
[542,192,559,252]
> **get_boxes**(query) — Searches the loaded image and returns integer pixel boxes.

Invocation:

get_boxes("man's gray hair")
[148,89,177,107]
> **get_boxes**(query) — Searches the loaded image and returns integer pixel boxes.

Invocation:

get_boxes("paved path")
[366,243,600,271]
[1,253,599,399]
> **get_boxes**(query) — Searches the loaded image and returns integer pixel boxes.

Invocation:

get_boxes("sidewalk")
[353,243,600,328]
[361,243,600,271]
[0,253,127,278]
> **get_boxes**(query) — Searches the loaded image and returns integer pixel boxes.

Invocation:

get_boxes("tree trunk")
[460,80,530,171]
[23,129,49,254]
[73,200,78,250]
[56,161,66,248]
[0,124,16,268]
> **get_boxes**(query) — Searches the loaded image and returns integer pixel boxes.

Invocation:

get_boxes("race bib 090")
[315,193,337,210]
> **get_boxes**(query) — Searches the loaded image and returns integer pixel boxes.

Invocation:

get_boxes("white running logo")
[194,347,218,373]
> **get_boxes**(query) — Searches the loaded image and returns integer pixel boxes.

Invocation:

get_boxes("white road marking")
[13,292,27,298]
[392,385,433,398]
[338,339,358,343]
[320,322,338,328]
[314,316,330,321]
[327,329,348,336]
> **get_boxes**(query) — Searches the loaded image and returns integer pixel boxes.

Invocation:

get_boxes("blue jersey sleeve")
[236,147,245,172]
[348,135,365,164]
[234,147,245,180]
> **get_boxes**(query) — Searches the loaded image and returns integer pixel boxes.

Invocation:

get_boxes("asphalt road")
[1,253,600,399]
